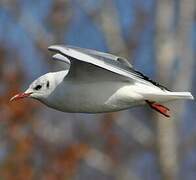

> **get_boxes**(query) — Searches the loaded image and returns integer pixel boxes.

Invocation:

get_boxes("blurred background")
[0,0,195,180]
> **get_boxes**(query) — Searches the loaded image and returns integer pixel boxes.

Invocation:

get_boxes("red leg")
[146,100,170,118]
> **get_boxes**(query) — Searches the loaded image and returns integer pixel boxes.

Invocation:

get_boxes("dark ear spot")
[46,81,50,88]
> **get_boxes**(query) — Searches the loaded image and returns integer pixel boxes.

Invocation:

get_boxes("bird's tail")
[143,91,194,102]
[166,91,194,100]
[161,91,194,101]
[143,91,194,118]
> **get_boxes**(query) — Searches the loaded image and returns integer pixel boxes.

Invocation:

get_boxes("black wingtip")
[133,69,170,91]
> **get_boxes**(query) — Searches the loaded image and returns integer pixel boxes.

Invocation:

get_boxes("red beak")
[10,92,32,102]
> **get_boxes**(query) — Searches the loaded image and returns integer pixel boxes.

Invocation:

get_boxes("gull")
[10,45,194,117]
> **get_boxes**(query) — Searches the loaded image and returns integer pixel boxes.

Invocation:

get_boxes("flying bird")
[10,45,194,117]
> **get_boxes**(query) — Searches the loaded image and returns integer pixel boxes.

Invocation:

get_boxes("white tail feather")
[167,92,194,100]
[142,91,194,102]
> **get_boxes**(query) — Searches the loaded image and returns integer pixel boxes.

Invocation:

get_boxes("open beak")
[10,92,32,102]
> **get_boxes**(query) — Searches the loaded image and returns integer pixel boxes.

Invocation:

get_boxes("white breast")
[45,80,142,113]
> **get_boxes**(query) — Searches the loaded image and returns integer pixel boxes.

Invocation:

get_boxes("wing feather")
[48,45,168,90]
[52,53,70,67]
[66,46,132,67]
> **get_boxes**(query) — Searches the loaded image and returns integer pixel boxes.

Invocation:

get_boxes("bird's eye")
[34,85,42,90]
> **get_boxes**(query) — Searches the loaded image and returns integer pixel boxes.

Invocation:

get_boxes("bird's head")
[10,73,56,102]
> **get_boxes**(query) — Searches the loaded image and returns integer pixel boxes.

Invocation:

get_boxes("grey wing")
[51,50,129,82]
[66,46,133,68]
[48,45,168,89]
[52,53,70,69]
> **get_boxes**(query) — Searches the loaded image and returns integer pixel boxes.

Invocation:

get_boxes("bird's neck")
[52,70,68,85]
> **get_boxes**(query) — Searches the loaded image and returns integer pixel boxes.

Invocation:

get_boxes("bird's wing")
[52,53,70,69]
[66,46,133,68]
[48,45,168,89]
[52,53,70,64]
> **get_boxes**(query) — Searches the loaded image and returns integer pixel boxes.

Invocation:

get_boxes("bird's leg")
[145,100,170,118]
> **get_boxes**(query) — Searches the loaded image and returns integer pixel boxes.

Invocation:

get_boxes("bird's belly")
[46,81,143,113]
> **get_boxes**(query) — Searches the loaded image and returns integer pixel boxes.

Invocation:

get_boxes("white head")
[10,71,66,102]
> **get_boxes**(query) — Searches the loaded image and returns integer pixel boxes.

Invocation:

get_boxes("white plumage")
[10,45,194,117]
